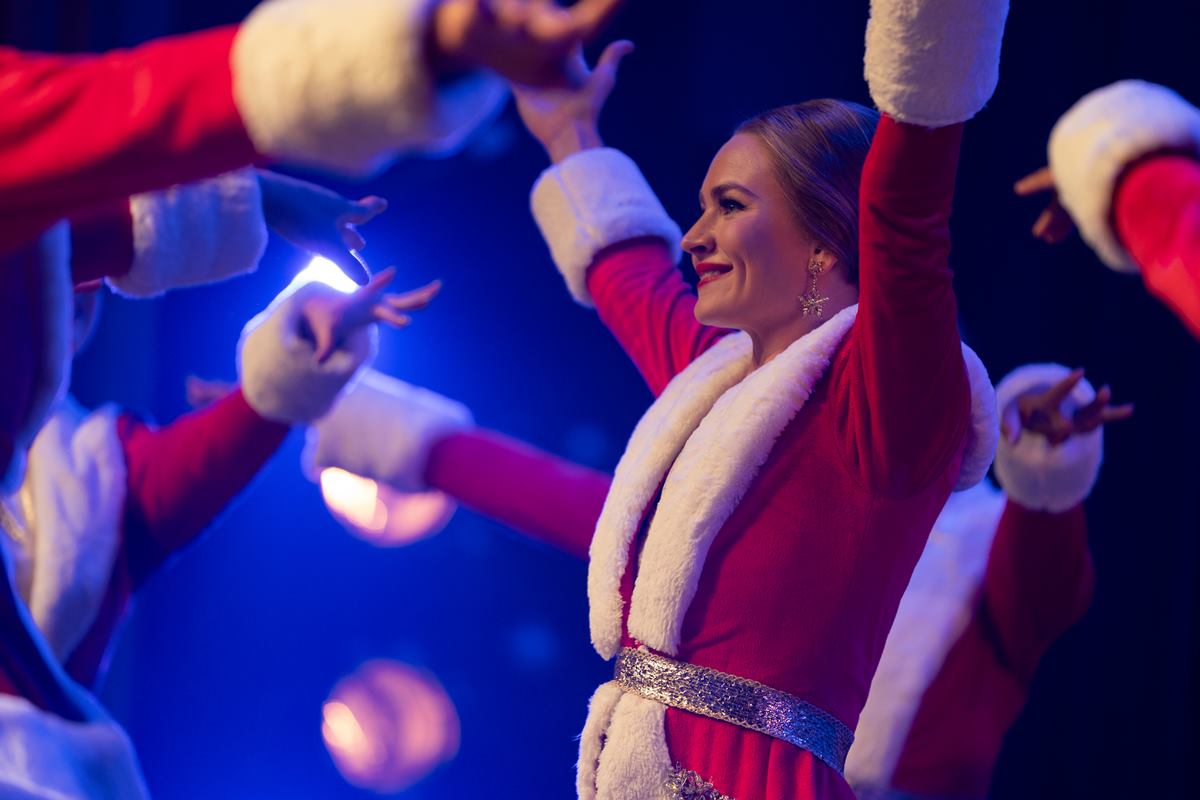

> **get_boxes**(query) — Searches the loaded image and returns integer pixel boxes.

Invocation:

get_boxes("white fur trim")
[846,480,1006,791]
[238,282,377,424]
[591,688,672,800]
[18,399,125,661]
[302,369,473,492]
[992,364,1103,513]
[590,307,858,659]
[955,343,999,491]
[3,224,73,494]
[0,694,149,800]
[531,148,683,307]
[864,0,1010,126]
[1049,80,1200,272]
[576,681,624,800]
[231,0,506,176]
[107,169,266,298]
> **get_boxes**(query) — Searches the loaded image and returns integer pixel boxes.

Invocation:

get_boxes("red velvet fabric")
[0,26,261,254]
[591,117,968,800]
[891,502,1094,798]
[1113,154,1200,339]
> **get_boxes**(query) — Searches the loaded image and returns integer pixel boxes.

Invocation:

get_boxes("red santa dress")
[0,204,380,798]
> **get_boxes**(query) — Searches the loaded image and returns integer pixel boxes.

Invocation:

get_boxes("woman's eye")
[719,198,745,214]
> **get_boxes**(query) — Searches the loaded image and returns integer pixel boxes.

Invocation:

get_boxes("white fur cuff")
[993,364,1103,513]
[531,148,683,307]
[864,0,1010,126]
[302,370,472,492]
[238,283,376,424]
[1049,80,1200,273]
[108,169,266,298]
[231,0,506,176]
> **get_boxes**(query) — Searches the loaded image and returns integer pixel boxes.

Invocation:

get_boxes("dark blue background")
[4,1,1198,797]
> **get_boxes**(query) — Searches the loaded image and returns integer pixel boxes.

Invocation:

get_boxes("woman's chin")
[694,298,740,329]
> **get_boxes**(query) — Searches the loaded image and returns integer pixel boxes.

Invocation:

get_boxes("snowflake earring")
[799,257,830,318]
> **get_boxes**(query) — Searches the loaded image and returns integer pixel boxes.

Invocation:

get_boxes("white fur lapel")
[588,306,859,659]
[21,398,125,661]
[845,480,1007,790]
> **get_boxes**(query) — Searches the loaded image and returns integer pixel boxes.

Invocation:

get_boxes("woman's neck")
[748,293,857,367]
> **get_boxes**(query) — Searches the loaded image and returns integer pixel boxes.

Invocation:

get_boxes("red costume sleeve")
[980,500,1094,684]
[115,388,288,585]
[585,239,731,396]
[1113,154,1200,339]
[425,429,610,560]
[0,27,259,252]
[837,117,971,494]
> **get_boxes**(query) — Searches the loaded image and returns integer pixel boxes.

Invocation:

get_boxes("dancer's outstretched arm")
[1017,81,1200,339]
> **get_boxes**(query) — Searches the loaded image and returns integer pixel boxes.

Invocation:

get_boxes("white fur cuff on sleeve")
[238,282,377,424]
[531,148,683,307]
[108,169,266,298]
[993,363,1103,513]
[302,370,473,492]
[1049,80,1200,273]
[865,0,1010,126]
[231,0,506,176]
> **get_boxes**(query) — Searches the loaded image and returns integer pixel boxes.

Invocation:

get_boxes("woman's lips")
[696,263,733,287]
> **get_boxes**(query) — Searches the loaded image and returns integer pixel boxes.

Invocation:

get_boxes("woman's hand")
[1014,167,1076,245]
[300,268,443,363]
[1001,368,1134,445]
[430,0,624,89]
[512,39,632,162]
[258,170,388,285]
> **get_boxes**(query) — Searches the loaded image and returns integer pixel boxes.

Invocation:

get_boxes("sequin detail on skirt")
[665,764,736,800]
[614,647,854,776]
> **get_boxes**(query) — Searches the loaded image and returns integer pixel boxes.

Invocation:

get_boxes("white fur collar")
[845,480,1007,790]
[588,306,859,659]
[3,397,125,661]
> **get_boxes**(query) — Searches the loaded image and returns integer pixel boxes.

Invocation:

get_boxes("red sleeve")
[0,27,260,252]
[68,198,135,287]
[837,117,970,493]
[1113,154,1200,340]
[981,500,1094,684]
[585,238,731,396]
[116,388,288,585]
[425,429,610,560]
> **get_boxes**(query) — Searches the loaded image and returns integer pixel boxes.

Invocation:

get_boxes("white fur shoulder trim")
[0,694,149,799]
[238,282,377,424]
[109,169,266,298]
[531,148,683,307]
[302,369,473,492]
[865,0,1010,126]
[231,0,506,176]
[992,363,1103,513]
[1049,80,1200,272]
[955,343,999,491]
[24,400,125,661]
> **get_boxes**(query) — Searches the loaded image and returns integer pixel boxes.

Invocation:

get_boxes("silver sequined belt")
[613,648,855,777]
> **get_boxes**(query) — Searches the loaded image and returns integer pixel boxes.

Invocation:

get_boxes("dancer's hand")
[512,39,632,162]
[431,0,625,89]
[1014,167,1076,245]
[185,376,237,409]
[300,268,442,363]
[259,170,387,286]
[1001,368,1134,445]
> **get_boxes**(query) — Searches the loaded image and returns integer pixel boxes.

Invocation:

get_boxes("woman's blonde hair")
[736,99,879,283]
